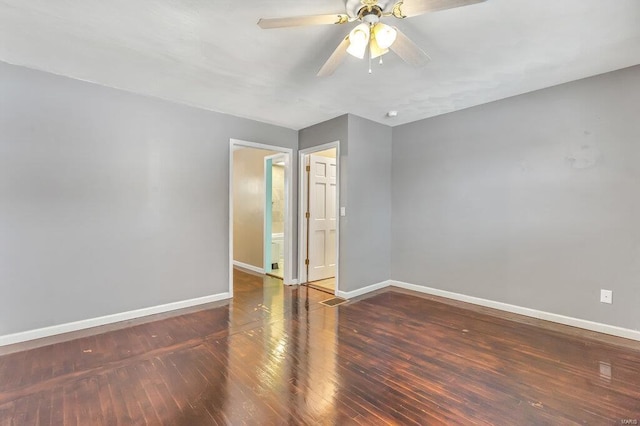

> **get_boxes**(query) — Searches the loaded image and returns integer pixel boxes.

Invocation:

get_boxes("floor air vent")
[320,297,348,307]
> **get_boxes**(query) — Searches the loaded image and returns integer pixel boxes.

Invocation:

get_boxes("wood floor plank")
[48,386,64,426]
[34,391,52,426]
[95,374,117,426]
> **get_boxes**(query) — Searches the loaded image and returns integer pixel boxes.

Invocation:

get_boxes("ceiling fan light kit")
[258,0,487,76]
[346,22,397,62]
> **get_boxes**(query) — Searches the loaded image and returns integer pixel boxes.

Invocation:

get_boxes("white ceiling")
[1,0,639,130]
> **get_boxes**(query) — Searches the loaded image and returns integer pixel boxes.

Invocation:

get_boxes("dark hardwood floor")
[1,269,639,424]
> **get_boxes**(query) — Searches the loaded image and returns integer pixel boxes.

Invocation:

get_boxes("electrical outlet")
[600,289,613,304]
[599,361,612,381]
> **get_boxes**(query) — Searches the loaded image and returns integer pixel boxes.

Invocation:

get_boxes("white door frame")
[298,141,340,295]
[263,153,287,277]
[229,139,294,297]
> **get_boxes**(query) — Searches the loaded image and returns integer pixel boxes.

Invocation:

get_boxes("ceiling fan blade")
[258,14,349,29]
[392,0,486,18]
[390,28,431,67]
[317,36,350,77]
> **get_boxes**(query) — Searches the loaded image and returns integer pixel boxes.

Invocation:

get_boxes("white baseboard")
[337,280,391,299]
[284,279,299,286]
[0,292,231,347]
[233,260,264,275]
[391,280,640,342]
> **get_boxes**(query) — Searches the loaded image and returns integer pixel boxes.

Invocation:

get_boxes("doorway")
[264,153,287,279]
[229,139,293,297]
[298,142,340,295]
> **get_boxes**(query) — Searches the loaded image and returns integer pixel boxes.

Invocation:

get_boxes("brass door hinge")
[305,212,310,219]
[305,259,310,265]
[306,165,310,172]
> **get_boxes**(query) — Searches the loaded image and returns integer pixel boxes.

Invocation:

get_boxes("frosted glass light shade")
[369,37,389,59]
[373,23,397,49]
[347,23,370,59]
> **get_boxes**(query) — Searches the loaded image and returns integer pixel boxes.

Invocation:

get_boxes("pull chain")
[368,23,373,74]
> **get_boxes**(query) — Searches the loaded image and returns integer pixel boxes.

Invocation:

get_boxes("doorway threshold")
[303,282,334,296]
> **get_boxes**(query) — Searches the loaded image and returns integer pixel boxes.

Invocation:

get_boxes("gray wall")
[345,115,392,291]
[0,61,297,336]
[299,114,392,292]
[298,114,349,152]
[392,65,640,331]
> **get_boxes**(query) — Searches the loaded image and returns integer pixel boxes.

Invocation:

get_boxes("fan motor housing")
[360,6,382,23]
[346,0,394,18]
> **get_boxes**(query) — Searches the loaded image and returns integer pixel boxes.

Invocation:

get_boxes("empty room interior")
[1,0,640,424]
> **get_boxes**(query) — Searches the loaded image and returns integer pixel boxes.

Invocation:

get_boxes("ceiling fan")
[258,0,486,77]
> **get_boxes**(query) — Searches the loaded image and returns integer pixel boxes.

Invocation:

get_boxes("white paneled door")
[308,154,337,282]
